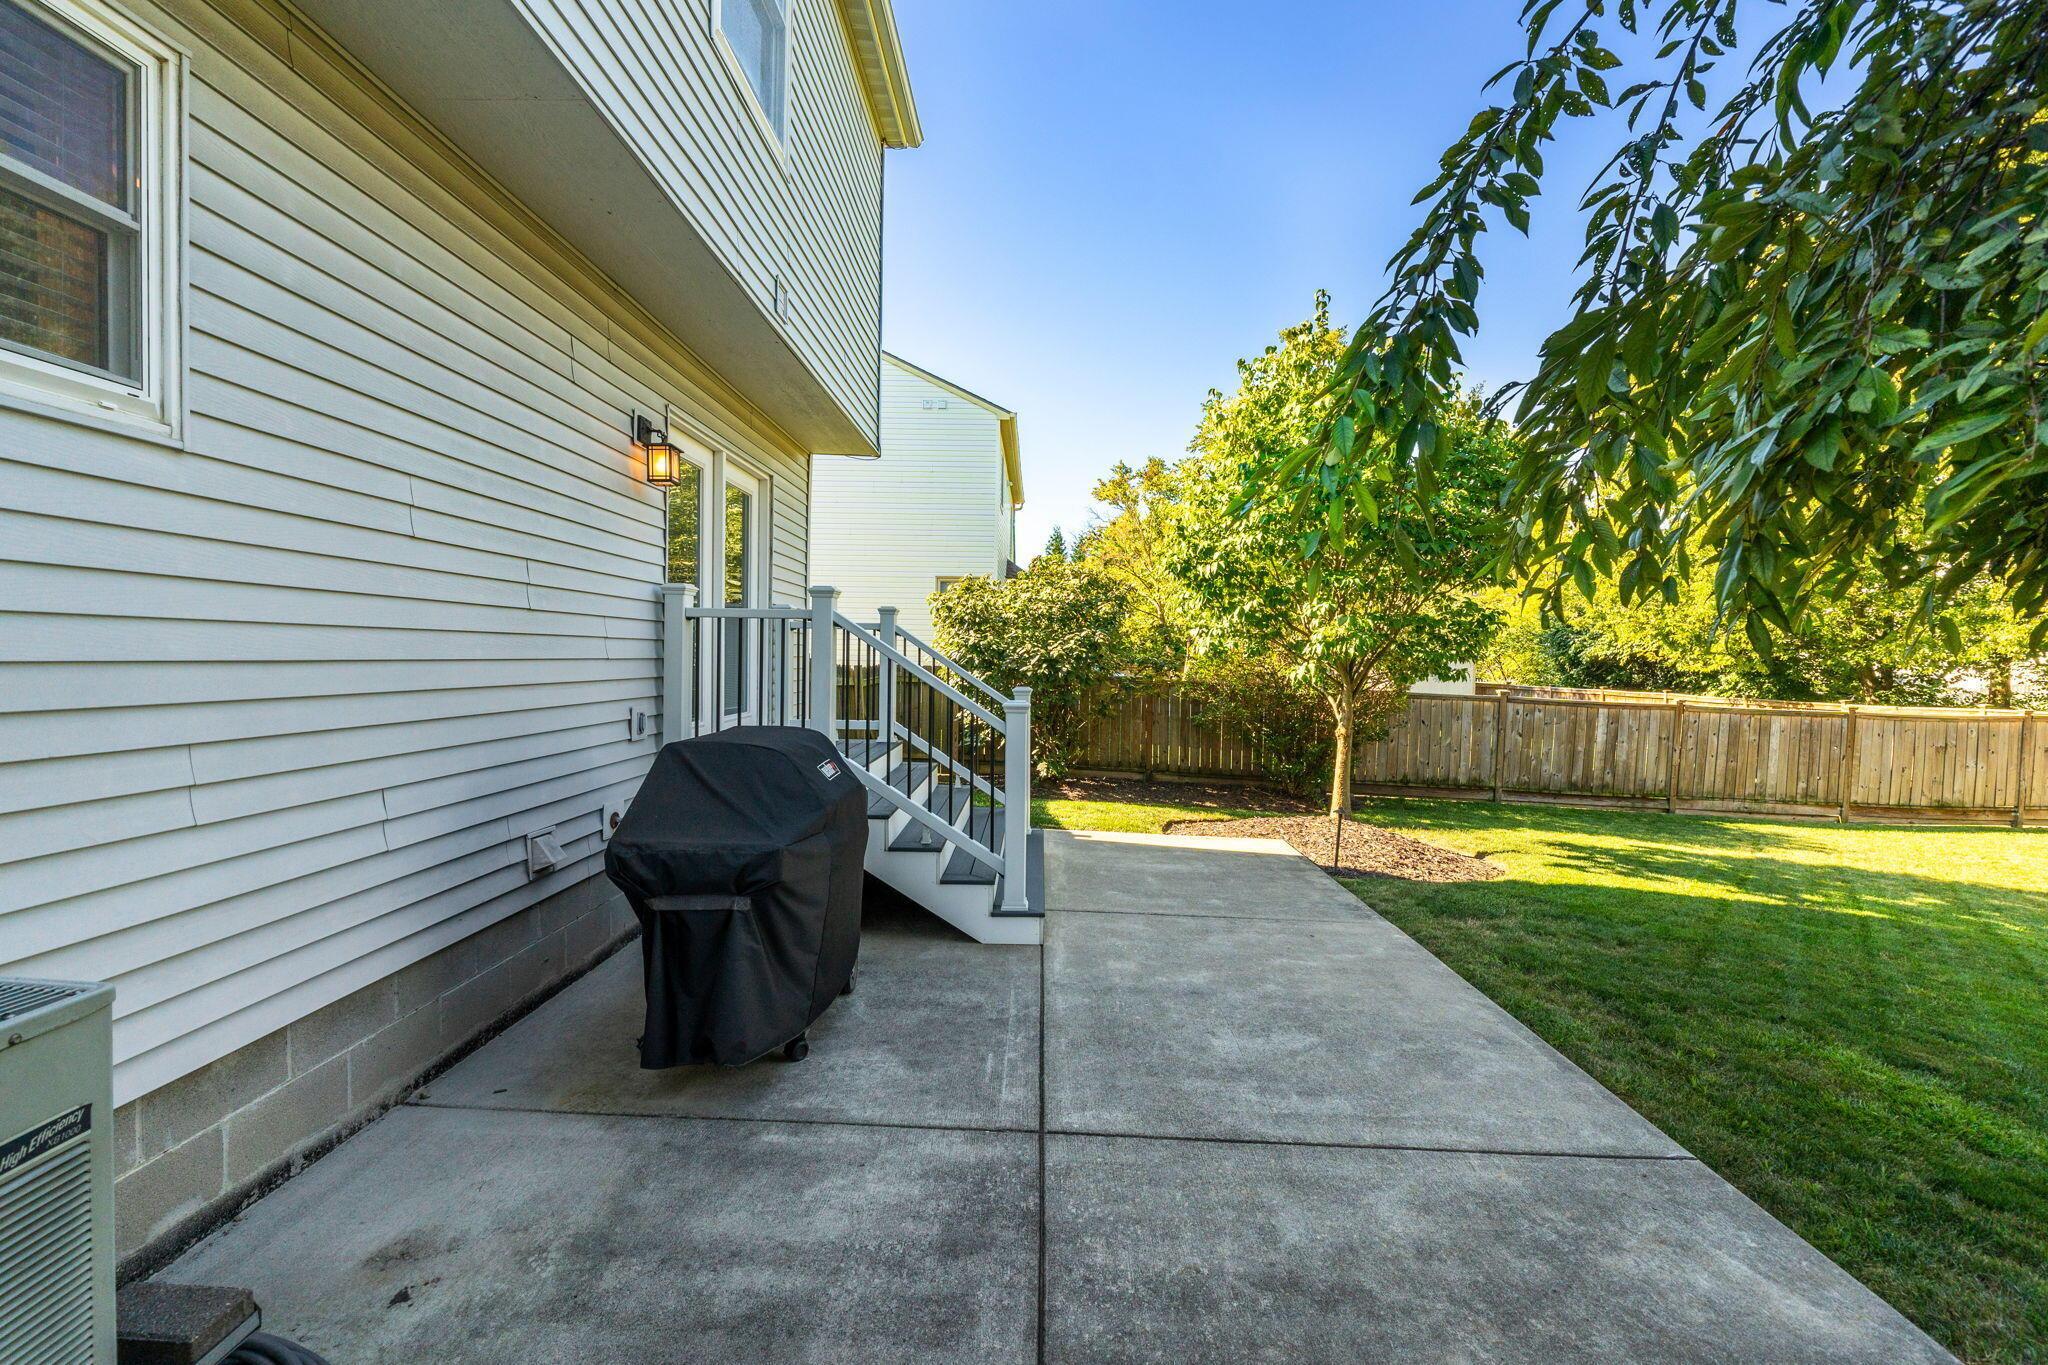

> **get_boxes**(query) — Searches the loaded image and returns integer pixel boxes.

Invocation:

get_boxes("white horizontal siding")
[511,0,885,443]
[810,357,1009,638]
[0,0,813,1106]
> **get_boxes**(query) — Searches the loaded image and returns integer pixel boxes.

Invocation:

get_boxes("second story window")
[717,0,788,143]
[0,0,181,433]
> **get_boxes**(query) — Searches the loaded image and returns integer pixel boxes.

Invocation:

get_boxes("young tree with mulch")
[1167,295,1517,816]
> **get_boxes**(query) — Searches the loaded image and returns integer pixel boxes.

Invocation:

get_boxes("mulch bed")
[1047,775,1500,883]
[1161,813,1504,883]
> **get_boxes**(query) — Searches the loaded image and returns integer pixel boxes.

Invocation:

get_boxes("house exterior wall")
[0,0,849,1265]
[511,0,886,445]
[810,356,1011,639]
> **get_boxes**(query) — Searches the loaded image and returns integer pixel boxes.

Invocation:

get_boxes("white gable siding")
[512,0,886,444]
[810,357,1008,639]
[0,0,811,1106]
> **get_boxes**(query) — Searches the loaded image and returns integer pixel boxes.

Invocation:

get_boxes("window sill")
[0,381,184,450]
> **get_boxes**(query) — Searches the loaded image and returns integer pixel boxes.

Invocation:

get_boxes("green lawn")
[1032,791,1272,834]
[1039,790,2048,1362]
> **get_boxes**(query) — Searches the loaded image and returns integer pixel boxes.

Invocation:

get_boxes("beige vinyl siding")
[0,0,810,1106]
[810,356,1008,639]
[512,0,885,445]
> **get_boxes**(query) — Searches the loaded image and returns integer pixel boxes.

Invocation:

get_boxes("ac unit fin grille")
[0,981,89,1024]
[0,1137,95,1362]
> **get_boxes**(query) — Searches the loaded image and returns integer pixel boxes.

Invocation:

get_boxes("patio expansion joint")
[1047,906,1372,924]
[399,1100,1693,1165]
[1038,1125,1702,1164]
[402,1097,1037,1139]
[1035,938,1048,1365]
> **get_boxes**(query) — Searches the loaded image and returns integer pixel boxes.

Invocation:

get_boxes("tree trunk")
[1329,685,1355,817]
[1990,659,2015,709]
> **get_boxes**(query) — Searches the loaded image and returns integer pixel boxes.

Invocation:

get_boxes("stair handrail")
[841,759,1004,874]
[884,716,1002,804]
[836,612,1016,882]
[892,626,1010,709]
[833,613,1003,730]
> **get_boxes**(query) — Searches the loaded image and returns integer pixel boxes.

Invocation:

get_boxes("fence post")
[1666,700,1685,814]
[659,582,697,747]
[808,585,838,741]
[1000,687,1033,915]
[876,606,898,753]
[2016,711,2034,829]
[1492,693,1508,802]
[1839,705,1861,823]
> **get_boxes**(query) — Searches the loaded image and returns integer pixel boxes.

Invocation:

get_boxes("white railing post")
[659,582,697,747]
[876,606,898,752]
[1000,686,1032,914]
[809,585,839,740]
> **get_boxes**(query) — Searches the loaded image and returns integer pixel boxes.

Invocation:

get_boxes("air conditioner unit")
[0,979,115,1364]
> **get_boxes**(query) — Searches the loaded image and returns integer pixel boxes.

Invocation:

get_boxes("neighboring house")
[810,351,1023,639]
[0,0,920,1268]
[1411,666,1479,697]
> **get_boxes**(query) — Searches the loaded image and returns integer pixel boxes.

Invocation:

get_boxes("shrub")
[1184,654,1333,796]
[929,560,1128,775]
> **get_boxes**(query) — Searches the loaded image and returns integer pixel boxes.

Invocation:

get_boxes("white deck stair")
[657,586,1041,945]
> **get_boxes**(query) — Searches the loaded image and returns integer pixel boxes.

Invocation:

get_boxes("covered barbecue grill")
[604,727,867,1067]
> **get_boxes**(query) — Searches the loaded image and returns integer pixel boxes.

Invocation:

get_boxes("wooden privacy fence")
[1078,689,1271,778]
[1078,689,2048,825]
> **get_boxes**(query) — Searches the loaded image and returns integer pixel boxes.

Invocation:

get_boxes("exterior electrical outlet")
[0,978,116,1364]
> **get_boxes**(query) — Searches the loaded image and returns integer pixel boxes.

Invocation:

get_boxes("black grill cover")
[604,727,866,1067]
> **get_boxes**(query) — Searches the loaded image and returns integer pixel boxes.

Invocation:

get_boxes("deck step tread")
[837,737,898,770]
[868,762,933,817]
[886,783,1001,852]
[940,811,1005,883]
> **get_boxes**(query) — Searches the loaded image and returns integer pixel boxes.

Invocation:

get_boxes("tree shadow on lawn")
[1342,799,2048,1359]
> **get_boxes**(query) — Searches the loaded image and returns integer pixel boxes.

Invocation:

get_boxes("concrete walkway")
[164,830,1950,1363]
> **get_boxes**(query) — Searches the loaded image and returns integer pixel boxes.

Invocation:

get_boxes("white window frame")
[0,0,184,440]
[709,0,793,165]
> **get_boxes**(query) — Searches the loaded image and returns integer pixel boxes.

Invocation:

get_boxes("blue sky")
[878,0,1631,553]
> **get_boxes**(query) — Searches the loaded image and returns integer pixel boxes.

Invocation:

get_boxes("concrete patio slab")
[155,832,1952,1363]
[1044,906,1684,1156]
[424,897,1039,1131]
[166,1104,1039,1365]
[1043,829,1375,920]
[1043,1133,1951,1365]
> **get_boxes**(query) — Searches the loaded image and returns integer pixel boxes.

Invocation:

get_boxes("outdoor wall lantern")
[634,413,682,487]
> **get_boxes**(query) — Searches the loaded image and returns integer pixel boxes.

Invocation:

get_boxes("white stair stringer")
[846,740,1042,946]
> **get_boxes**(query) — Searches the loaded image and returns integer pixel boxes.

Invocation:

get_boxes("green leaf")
[1745,612,1775,658]
[1913,409,2016,455]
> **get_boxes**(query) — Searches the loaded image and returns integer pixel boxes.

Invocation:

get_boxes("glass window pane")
[720,0,785,135]
[0,180,106,370]
[724,486,752,606]
[722,484,753,713]
[665,466,702,586]
[0,2,128,208]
